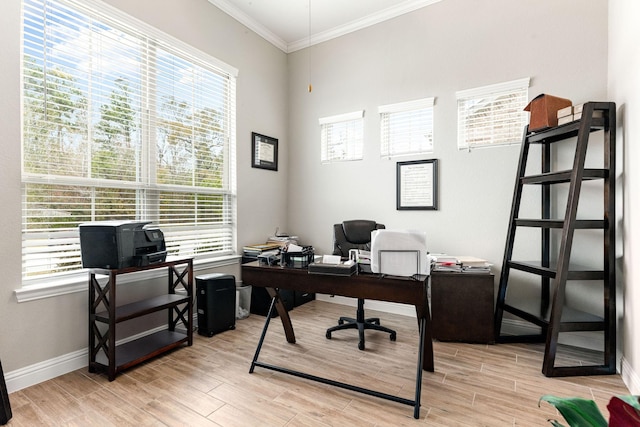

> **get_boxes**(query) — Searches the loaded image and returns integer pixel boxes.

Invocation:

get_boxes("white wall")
[0,0,288,379]
[287,0,609,313]
[609,0,640,395]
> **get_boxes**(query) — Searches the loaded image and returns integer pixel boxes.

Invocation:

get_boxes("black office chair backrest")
[333,220,385,257]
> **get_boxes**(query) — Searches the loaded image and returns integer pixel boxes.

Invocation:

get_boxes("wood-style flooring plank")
[5,300,630,426]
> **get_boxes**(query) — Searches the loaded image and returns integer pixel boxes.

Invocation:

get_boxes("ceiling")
[207,0,442,53]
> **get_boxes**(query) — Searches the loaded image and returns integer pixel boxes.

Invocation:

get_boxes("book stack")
[557,103,603,126]
[557,105,574,126]
[242,243,281,258]
[457,256,492,274]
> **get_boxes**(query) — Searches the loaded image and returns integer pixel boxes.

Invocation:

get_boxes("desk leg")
[250,296,277,373]
[416,306,434,372]
[266,287,295,344]
[413,317,426,419]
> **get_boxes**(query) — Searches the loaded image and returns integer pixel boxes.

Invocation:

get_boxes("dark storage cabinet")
[250,287,315,317]
[431,271,495,343]
[251,287,294,317]
[196,273,236,336]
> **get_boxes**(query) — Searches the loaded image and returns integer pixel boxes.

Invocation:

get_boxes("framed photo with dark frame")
[396,159,438,210]
[251,132,278,171]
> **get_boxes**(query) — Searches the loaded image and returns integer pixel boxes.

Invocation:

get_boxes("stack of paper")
[429,255,492,273]
[430,254,462,272]
[458,256,492,273]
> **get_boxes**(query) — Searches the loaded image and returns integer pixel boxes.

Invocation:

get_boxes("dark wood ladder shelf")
[494,102,616,377]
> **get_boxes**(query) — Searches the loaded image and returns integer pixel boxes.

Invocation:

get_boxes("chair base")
[325,299,396,350]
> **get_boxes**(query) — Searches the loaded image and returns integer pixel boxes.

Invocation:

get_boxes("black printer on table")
[79,220,167,269]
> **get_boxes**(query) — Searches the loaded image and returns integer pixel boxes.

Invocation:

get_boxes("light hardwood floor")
[5,300,629,426]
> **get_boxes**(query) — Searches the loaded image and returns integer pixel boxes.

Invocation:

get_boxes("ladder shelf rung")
[527,106,612,144]
[514,219,606,229]
[501,303,605,331]
[507,260,604,280]
[520,169,607,185]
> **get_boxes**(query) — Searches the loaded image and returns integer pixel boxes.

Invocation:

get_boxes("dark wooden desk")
[241,262,433,419]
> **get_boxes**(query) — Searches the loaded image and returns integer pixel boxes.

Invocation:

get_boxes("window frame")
[456,77,530,150]
[319,110,364,163]
[379,97,435,158]
[19,0,239,299]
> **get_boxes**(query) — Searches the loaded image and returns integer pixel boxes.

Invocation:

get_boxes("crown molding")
[207,0,289,52]
[288,0,442,52]
[209,0,442,54]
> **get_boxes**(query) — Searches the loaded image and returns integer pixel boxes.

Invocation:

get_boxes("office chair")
[325,220,397,350]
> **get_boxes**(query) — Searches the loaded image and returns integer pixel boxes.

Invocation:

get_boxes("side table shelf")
[88,257,193,381]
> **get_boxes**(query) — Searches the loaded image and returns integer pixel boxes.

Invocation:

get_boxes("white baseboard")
[4,326,167,394]
[621,356,640,394]
[4,349,87,393]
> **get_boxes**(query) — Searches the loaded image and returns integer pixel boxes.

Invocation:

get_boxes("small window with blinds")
[319,111,364,163]
[21,0,237,282]
[379,97,434,157]
[456,78,530,149]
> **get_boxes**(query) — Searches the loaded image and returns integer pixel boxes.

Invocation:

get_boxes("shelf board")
[526,103,614,144]
[95,294,190,323]
[508,260,604,280]
[514,219,606,229]
[521,169,607,185]
[94,330,188,372]
[502,303,605,332]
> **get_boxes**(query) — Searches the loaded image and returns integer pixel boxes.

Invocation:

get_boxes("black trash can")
[196,273,236,337]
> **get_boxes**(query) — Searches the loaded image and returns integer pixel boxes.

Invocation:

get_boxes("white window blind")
[379,97,434,157]
[319,110,364,163]
[456,78,529,149]
[21,0,237,281]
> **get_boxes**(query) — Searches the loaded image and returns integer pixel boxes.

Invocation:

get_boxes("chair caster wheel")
[326,331,331,339]
[358,341,365,351]
[390,332,396,341]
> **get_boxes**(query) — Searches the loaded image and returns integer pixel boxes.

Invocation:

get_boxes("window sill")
[15,254,241,303]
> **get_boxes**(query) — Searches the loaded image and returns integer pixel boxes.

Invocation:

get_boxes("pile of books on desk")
[430,255,492,273]
[242,243,281,257]
[243,243,281,265]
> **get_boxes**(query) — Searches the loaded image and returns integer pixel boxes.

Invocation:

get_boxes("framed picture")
[251,132,278,171]
[396,159,438,210]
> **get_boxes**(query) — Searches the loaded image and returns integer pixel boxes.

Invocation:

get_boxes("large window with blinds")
[379,97,434,157]
[456,78,529,150]
[21,0,237,283]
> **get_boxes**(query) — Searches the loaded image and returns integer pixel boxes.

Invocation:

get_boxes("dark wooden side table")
[430,271,495,343]
[0,360,11,425]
